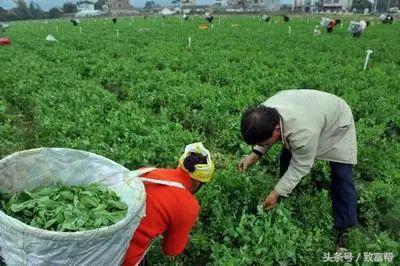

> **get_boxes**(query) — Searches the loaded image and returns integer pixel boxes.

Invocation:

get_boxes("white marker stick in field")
[80,26,82,34]
[188,36,191,49]
[288,26,291,35]
[364,50,373,70]
[116,29,119,38]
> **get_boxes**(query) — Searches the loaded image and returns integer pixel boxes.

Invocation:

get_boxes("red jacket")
[327,21,336,32]
[123,168,200,265]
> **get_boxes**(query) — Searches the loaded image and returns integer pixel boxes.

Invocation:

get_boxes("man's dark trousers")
[279,148,358,229]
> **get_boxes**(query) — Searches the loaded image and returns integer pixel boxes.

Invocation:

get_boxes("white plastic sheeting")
[320,17,333,28]
[46,34,57,42]
[0,148,146,265]
[348,21,361,34]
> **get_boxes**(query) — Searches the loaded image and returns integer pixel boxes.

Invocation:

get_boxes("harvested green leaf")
[0,183,128,232]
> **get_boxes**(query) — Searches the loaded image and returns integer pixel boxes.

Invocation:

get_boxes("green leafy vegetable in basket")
[0,183,128,232]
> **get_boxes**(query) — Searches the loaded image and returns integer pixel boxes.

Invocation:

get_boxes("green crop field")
[1,15,399,265]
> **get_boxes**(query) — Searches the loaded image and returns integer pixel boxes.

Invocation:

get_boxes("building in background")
[105,0,133,10]
[303,0,319,12]
[262,0,281,11]
[181,0,197,6]
[225,0,281,10]
[321,0,353,11]
[76,0,105,16]
[77,1,95,12]
[215,0,229,7]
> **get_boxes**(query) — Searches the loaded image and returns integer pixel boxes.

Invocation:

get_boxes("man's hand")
[238,153,260,172]
[263,190,280,210]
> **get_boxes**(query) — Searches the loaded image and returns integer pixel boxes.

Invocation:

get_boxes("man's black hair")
[183,152,207,173]
[241,106,280,145]
[335,19,341,24]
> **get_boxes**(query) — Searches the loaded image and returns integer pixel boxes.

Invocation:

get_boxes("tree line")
[0,0,107,21]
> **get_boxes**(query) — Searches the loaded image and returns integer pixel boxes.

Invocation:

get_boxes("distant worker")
[327,19,340,32]
[0,37,11,46]
[112,16,117,24]
[183,13,189,21]
[320,17,340,33]
[205,12,214,23]
[348,20,369,37]
[123,143,215,266]
[262,14,270,22]
[282,15,290,22]
[379,14,394,24]
[0,22,10,36]
[313,25,321,36]
[70,18,80,26]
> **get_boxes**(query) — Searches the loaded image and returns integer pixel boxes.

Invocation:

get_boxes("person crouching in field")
[238,90,358,250]
[70,19,80,26]
[282,15,290,22]
[327,19,340,33]
[349,20,369,37]
[321,18,341,33]
[205,12,214,23]
[379,14,394,24]
[262,14,270,22]
[123,143,215,266]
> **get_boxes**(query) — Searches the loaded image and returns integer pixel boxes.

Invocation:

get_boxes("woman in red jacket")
[327,19,341,33]
[123,143,215,266]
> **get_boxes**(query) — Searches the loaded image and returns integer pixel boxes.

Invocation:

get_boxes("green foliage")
[0,183,127,231]
[0,15,399,264]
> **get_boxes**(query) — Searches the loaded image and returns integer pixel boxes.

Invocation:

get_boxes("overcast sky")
[0,0,222,9]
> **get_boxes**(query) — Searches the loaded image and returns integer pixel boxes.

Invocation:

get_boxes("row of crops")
[0,15,399,264]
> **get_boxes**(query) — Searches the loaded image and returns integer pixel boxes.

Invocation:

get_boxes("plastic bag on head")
[178,142,215,183]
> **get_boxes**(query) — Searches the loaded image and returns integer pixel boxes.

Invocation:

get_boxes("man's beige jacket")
[254,90,357,197]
